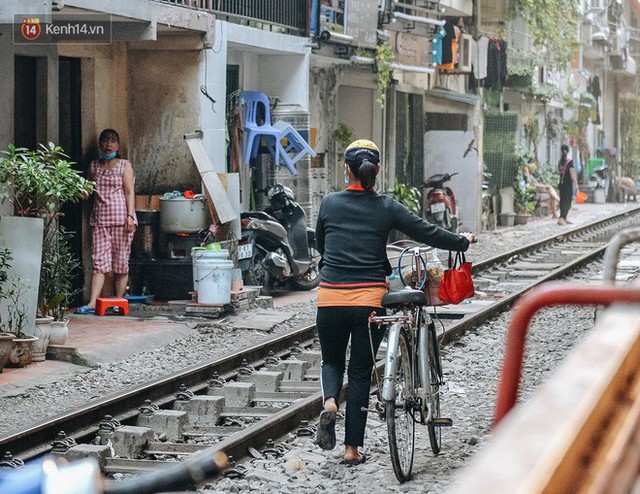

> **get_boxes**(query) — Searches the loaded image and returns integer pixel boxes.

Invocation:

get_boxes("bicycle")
[367,244,450,482]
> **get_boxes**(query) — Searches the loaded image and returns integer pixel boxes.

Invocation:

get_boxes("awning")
[426,88,480,106]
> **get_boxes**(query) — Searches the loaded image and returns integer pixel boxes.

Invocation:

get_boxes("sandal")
[315,409,337,450]
[341,453,367,466]
[74,305,94,315]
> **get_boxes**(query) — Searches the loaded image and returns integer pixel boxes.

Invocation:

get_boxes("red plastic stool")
[95,297,130,316]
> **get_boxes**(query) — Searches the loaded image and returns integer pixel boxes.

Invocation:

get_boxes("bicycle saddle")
[381,289,427,309]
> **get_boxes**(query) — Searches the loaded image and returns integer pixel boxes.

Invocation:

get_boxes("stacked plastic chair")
[239,91,316,175]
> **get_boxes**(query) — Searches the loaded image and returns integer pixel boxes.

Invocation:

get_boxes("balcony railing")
[153,0,307,34]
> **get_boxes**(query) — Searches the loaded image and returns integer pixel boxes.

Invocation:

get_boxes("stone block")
[220,381,255,407]
[136,409,188,442]
[62,444,112,472]
[109,426,154,458]
[238,370,283,393]
[272,359,308,380]
[174,395,225,426]
[297,350,322,369]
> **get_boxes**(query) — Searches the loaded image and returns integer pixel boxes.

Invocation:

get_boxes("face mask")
[344,170,349,184]
[99,150,117,160]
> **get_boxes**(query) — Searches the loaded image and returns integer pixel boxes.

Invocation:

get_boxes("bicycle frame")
[372,308,431,423]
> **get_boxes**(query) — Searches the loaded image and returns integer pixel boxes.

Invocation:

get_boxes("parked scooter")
[240,184,320,295]
[588,165,610,203]
[423,172,459,232]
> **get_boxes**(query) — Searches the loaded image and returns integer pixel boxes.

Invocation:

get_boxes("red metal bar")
[493,282,640,427]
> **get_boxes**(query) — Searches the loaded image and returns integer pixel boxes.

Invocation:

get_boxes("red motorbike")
[423,172,459,232]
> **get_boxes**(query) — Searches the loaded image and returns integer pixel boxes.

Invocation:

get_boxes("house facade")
[1,0,639,302]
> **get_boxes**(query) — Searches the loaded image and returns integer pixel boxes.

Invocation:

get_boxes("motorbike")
[240,184,320,295]
[423,172,459,232]
[588,165,609,203]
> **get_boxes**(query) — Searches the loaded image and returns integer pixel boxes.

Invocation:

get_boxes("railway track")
[1,207,639,484]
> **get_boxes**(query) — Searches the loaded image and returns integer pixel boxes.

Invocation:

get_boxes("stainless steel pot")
[159,197,210,233]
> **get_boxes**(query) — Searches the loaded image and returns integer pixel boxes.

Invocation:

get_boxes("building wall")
[128,44,202,193]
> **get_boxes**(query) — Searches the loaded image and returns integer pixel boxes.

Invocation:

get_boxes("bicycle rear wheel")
[386,328,415,482]
[427,321,442,454]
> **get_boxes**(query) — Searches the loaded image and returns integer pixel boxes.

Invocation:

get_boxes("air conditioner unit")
[456,34,473,73]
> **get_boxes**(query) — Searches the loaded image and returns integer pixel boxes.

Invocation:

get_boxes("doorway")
[58,57,84,304]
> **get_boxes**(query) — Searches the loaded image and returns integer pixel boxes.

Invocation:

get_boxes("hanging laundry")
[484,37,507,90]
[474,36,490,81]
[431,24,447,67]
[435,20,458,70]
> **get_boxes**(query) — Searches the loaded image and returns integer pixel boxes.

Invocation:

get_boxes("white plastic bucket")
[191,248,230,290]
[194,258,234,304]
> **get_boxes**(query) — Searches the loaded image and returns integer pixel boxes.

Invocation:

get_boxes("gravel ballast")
[0,203,637,493]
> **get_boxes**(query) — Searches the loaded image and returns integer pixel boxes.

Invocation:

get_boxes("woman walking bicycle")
[314,139,475,465]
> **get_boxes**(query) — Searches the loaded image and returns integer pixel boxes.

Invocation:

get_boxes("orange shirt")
[317,285,388,308]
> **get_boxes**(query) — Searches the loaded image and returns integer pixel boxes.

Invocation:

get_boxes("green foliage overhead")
[375,44,394,109]
[621,94,640,180]
[508,0,580,69]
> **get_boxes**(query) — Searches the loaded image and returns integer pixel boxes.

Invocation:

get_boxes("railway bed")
[1,206,640,491]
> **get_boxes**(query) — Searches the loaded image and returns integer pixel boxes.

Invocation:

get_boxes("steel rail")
[0,324,317,460]
[3,207,640,473]
[472,205,640,272]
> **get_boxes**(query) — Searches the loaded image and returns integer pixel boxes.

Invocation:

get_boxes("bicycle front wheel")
[427,321,442,454]
[386,328,415,482]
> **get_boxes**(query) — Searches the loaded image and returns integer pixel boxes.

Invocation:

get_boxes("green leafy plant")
[0,142,94,227]
[386,182,421,215]
[0,249,28,336]
[375,44,394,109]
[331,123,356,151]
[38,227,81,321]
[513,182,536,215]
[620,94,640,180]
[508,0,580,70]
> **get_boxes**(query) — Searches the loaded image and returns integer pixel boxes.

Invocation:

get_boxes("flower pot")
[514,213,531,225]
[499,213,516,227]
[33,316,54,362]
[8,335,38,367]
[0,333,15,372]
[48,319,70,346]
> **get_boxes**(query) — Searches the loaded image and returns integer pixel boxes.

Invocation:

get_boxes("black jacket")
[315,189,469,286]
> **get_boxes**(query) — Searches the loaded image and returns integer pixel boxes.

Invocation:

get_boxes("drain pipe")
[602,227,640,282]
[493,282,640,427]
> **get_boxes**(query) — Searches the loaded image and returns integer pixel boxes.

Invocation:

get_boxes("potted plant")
[0,248,37,368]
[0,247,17,372]
[5,276,38,367]
[0,143,94,339]
[513,182,536,225]
[37,226,81,346]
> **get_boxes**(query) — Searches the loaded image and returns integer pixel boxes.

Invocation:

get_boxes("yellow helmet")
[344,139,380,164]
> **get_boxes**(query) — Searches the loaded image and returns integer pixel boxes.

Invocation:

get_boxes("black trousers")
[558,181,573,219]
[316,306,386,446]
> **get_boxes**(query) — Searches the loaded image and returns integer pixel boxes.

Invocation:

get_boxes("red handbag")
[438,251,474,305]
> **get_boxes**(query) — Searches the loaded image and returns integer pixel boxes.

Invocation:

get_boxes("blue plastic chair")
[239,91,281,165]
[268,121,317,175]
[240,91,316,175]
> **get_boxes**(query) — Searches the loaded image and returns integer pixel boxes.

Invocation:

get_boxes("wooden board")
[184,133,237,224]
